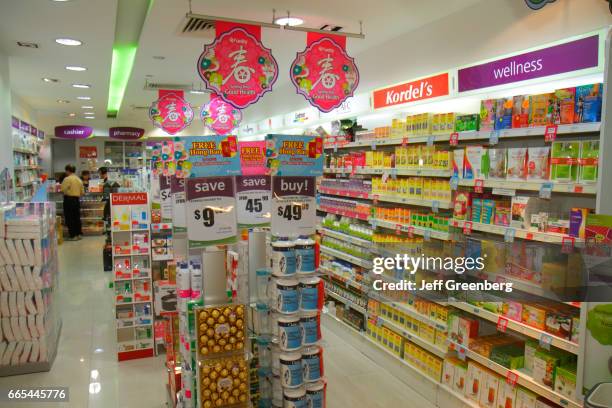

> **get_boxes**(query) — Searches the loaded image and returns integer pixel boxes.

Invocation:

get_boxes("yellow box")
[419,322,436,344]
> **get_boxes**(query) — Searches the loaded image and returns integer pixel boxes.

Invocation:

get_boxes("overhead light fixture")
[152,55,165,60]
[81,105,93,109]
[68,113,76,117]
[55,38,82,46]
[77,96,91,100]
[275,17,304,26]
[17,41,39,48]
[57,99,70,104]
[107,44,138,117]
[72,83,91,89]
[42,77,59,83]
[66,65,87,71]
[189,90,206,95]
[51,0,72,2]
[83,112,94,115]
[84,116,95,119]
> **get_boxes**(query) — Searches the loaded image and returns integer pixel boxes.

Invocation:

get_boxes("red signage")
[111,192,148,206]
[372,73,450,110]
[79,146,98,158]
[290,33,359,113]
[197,22,278,109]
[149,90,194,135]
[200,95,242,136]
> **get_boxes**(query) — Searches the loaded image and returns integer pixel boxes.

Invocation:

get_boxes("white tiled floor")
[0,236,433,408]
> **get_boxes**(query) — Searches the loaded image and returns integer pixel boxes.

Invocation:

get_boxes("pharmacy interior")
[1,1,612,408]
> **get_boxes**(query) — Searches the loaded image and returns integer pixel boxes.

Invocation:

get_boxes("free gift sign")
[372,73,449,109]
[458,35,599,92]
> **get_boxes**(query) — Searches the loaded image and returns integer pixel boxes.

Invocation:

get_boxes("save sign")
[236,175,271,228]
[271,176,316,236]
[186,177,237,248]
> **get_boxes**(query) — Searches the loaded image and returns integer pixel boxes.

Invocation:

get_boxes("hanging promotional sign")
[79,146,98,158]
[271,176,316,236]
[20,120,31,134]
[171,176,187,233]
[109,127,145,140]
[200,95,242,135]
[185,176,237,247]
[239,141,267,175]
[197,22,278,109]
[150,140,189,177]
[372,72,450,110]
[30,126,38,137]
[183,135,241,177]
[149,90,194,135]
[11,116,19,130]
[265,135,324,176]
[290,33,360,113]
[236,175,271,228]
[458,34,599,93]
[54,125,94,139]
[159,175,173,222]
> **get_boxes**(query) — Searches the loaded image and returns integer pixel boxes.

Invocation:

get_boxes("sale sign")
[185,177,237,248]
[183,136,241,177]
[289,33,359,113]
[372,72,450,110]
[239,141,267,175]
[265,135,324,177]
[149,90,194,135]
[271,176,316,237]
[159,175,173,222]
[236,175,271,228]
[171,176,187,233]
[200,96,242,135]
[197,22,278,109]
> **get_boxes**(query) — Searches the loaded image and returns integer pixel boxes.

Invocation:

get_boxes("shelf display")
[11,117,43,202]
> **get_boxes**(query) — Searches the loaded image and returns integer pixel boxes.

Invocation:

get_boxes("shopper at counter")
[81,170,91,192]
[61,164,84,241]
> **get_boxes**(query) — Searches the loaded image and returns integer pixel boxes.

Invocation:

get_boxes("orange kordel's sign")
[372,72,450,109]
[111,192,148,205]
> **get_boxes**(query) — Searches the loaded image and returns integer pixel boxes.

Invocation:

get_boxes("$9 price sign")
[186,177,237,248]
[271,176,316,236]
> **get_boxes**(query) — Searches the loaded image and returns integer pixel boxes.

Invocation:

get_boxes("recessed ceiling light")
[275,17,304,26]
[66,65,87,71]
[76,96,91,100]
[55,38,82,46]
[83,112,94,115]
[81,105,93,109]
[152,56,165,60]
[72,83,90,89]
[57,99,70,104]
[68,113,76,117]
[189,90,205,94]
[42,77,59,83]
[17,41,39,48]
[85,116,95,119]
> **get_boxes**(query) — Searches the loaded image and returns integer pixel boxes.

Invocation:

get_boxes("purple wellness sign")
[109,127,145,140]
[55,125,94,139]
[458,35,599,92]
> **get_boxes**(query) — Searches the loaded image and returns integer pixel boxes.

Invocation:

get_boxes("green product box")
[524,339,539,374]
[550,141,580,181]
[554,364,577,400]
[579,140,599,183]
[532,348,574,389]
[455,114,481,132]
[490,344,525,370]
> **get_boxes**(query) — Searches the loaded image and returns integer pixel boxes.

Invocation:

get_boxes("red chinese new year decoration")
[290,33,359,113]
[200,95,242,136]
[149,90,194,135]
[197,22,278,109]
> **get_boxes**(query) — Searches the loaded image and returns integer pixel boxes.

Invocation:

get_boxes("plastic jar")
[271,241,296,277]
[283,387,308,408]
[277,315,302,351]
[300,312,321,346]
[274,278,299,314]
[256,268,271,303]
[299,277,321,312]
[305,381,325,408]
[257,337,271,369]
[279,352,303,388]
[301,346,323,383]
[294,237,316,274]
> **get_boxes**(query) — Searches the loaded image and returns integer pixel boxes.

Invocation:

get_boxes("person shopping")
[61,164,84,241]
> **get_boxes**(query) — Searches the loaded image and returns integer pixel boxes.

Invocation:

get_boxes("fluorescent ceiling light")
[72,83,90,89]
[85,116,95,119]
[66,65,87,71]
[55,38,82,46]
[57,99,70,104]
[107,44,138,117]
[190,90,205,94]
[275,17,304,26]
[77,96,91,100]
[83,112,94,115]
[68,113,76,117]
[81,105,93,109]
[42,77,59,83]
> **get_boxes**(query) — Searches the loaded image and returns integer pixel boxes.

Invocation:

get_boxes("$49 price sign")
[185,176,238,248]
[271,176,316,236]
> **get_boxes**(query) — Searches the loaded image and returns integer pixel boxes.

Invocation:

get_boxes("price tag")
[539,182,553,199]
[539,333,553,350]
[474,179,484,193]
[370,218,378,228]
[402,137,408,147]
[427,136,434,146]
[432,200,439,213]
[492,188,516,197]
[373,194,379,204]
[171,176,187,232]
[489,130,500,146]
[497,316,508,333]
[371,142,377,151]
[271,176,317,237]
[423,229,431,241]
[449,132,459,146]
[574,184,584,193]
[395,224,402,235]
[506,371,519,386]
[457,345,467,361]
[544,124,558,142]
[463,221,473,235]
[236,175,272,228]
[390,168,398,180]
[185,177,238,248]
[525,232,534,240]
[450,176,459,191]
[159,175,173,222]
[561,236,575,254]
[504,228,516,243]
[407,226,414,238]
[382,172,390,184]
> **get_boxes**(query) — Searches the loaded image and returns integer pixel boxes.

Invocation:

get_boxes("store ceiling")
[0,0,481,130]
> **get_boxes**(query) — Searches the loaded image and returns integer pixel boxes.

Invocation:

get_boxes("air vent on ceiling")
[144,82,191,91]
[178,15,216,38]
[130,105,149,110]
[17,41,39,48]
[319,25,343,32]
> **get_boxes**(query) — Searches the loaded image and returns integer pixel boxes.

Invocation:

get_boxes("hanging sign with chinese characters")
[290,33,359,113]
[149,90,194,135]
[197,22,278,109]
[200,95,242,135]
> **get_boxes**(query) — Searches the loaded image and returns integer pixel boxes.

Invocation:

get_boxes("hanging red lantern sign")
[290,33,359,113]
[149,90,194,135]
[200,95,242,136]
[197,22,278,109]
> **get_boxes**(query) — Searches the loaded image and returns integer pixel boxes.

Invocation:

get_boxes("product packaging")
[453,149,465,179]
[529,94,554,127]
[465,361,485,402]
[522,304,547,330]
[497,381,517,408]
[494,202,511,227]
[569,208,589,239]
[574,83,603,123]
[464,146,485,180]
[512,95,529,128]
[533,349,562,389]
[453,192,471,220]
[554,364,576,400]
[495,98,513,130]
[526,147,550,181]
[524,339,539,375]
[480,99,497,132]
[510,196,530,230]
[479,369,501,408]
[506,148,528,181]
[553,88,576,124]
[579,140,599,183]
[502,301,523,321]
[516,387,538,408]
[550,142,580,181]
[471,198,483,223]
[456,114,480,132]
[485,148,506,180]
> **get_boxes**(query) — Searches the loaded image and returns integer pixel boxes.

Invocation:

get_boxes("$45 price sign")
[271,176,316,236]
[186,176,238,248]
[236,175,271,228]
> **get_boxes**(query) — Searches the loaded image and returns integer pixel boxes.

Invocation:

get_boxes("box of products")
[579,140,599,183]
[464,146,485,180]
[507,148,528,180]
[480,99,497,132]
[522,304,547,330]
[479,369,501,408]
[529,94,554,127]
[554,88,576,124]
[497,382,517,408]
[510,196,531,229]
[495,98,513,130]
[570,317,580,343]
[533,349,562,388]
[465,361,486,402]
[516,387,538,408]
[575,83,603,123]
[457,316,479,347]
[512,95,529,128]
[485,148,506,180]
[456,114,480,132]
[524,339,539,374]
[545,309,573,340]
[490,344,525,370]
[526,147,550,181]
[550,141,580,181]
[494,202,511,226]
[554,364,576,400]
[453,149,465,179]
[451,358,468,395]
[453,192,470,221]
[502,301,523,321]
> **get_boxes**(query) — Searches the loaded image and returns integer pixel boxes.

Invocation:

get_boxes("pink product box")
[503,301,523,321]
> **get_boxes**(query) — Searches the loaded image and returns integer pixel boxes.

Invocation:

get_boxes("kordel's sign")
[372,73,449,110]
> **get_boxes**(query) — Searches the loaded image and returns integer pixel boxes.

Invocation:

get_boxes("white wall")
[0,52,13,174]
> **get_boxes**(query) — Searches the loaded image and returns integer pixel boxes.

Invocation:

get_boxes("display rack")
[11,118,43,202]
[110,192,154,361]
[49,190,105,236]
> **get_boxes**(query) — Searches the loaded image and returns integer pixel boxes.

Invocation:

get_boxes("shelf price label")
[474,179,484,193]
[423,229,431,241]
[504,228,516,243]
[539,333,553,350]
[402,137,409,147]
[426,136,434,146]
[489,130,500,146]
[369,218,378,228]
[271,176,316,236]
[463,221,473,235]
[561,236,575,254]
[506,371,519,387]
[159,175,173,222]
[449,132,459,146]
[390,168,398,180]
[432,200,440,213]
[457,345,467,361]
[171,176,187,233]
[497,316,509,333]
[185,177,238,248]
[395,224,402,235]
[371,142,377,151]
[544,124,558,142]
[450,176,459,191]
[407,226,414,238]
[236,175,271,228]
[539,182,553,199]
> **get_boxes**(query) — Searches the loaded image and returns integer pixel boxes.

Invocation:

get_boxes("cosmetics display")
[11,117,43,202]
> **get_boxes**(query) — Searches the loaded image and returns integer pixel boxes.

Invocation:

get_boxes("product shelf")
[321,227,373,248]
[320,265,369,292]
[325,167,452,178]
[450,219,583,245]
[447,341,581,408]
[370,218,452,241]
[317,205,370,221]
[326,290,367,315]
[320,245,373,268]
[369,291,447,332]
[319,186,370,199]
[372,314,448,358]
[13,147,38,154]
[457,178,597,195]
[450,302,579,354]
[373,194,452,210]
